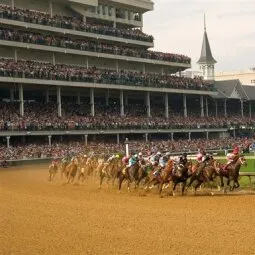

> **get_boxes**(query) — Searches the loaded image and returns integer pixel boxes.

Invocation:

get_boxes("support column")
[83,15,86,24]
[105,90,109,106]
[188,132,191,141]
[125,95,128,106]
[171,132,174,141]
[90,88,95,117]
[233,128,236,138]
[200,95,204,117]
[19,84,24,117]
[86,57,89,69]
[249,101,252,119]
[224,99,227,117]
[142,64,146,74]
[45,89,49,103]
[145,133,148,143]
[125,138,129,157]
[146,91,151,117]
[205,96,209,117]
[117,134,120,144]
[10,89,14,102]
[161,67,164,75]
[164,93,169,119]
[215,99,218,117]
[183,94,187,118]
[116,60,119,72]
[84,134,88,146]
[206,131,209,139]
[52,52,56,65]
[49,0,53,18]
[48,135,52,147]
[6,136,10,148]
[240,100,244,117]
[11,0,15,9]
[77,92,81,105]
[14,48,17,62]
[120,90,124,117]
[57,86,62,117]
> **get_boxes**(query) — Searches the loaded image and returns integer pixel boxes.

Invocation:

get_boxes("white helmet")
[157,152,161,156]
[138,152,143,156]
[134,154,138,158]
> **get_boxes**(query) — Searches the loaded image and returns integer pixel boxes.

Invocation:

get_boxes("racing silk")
[149,155,160,166]
[122,156,129,165]
[159,156,167,168]
[128,156,137,167]
[171,156,180,165]
[196,153,204,163]
[61,158,67,164]
[107,155,115,163]
[226,153,236,164]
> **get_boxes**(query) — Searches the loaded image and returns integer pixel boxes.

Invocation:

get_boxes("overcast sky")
[143,0,255,72]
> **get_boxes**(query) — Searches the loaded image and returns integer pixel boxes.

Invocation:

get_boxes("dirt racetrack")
[1,164,255,255]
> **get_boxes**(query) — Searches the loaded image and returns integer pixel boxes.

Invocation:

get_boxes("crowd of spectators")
[0,102,254,132]
[0,137,253,161]
[0,59,212,90]
[0,28,191,64]
[0,4,154,43]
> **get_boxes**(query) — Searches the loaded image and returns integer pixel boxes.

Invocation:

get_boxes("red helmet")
[233,147,239,154]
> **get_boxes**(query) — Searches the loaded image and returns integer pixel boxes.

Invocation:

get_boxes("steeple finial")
[204,13,206,31]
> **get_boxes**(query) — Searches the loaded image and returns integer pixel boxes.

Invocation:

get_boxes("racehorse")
[186,158,220,195]
[118,161,140,192]
[48,162,58,181]
[168,160,193,196]
[99,158,121,188]
[218,156,247,192]
[66,158,79,184]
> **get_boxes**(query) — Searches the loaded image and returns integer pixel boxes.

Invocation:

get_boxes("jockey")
[159,154,168,168]
[150,151,161,166]
[224,146,239,170]
[122,155,129,165]
[128,154,138,167]
[51,158,58,166]
[179,152,188,167]
[196,150,210,176]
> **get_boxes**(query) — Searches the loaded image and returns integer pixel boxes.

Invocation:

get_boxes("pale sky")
[143,0,255,72]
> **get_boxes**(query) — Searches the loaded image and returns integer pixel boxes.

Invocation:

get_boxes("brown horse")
[168,160,193,196]
[48,163,58,181]
[118,161,140,192]
[218,156,247,192]
[66,159,79,184]
[186,158,220,195]
[99,158,121,188]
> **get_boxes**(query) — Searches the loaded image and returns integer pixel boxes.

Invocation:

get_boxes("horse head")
[238,156,247,167]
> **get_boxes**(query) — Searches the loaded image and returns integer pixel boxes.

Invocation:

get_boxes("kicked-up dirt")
[1,164,255,255]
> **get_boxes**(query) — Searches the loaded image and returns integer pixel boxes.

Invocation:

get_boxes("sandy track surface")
[1,164,255,255]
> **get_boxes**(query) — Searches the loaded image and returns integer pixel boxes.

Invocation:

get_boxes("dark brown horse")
[118,161,140,192]
[168,160,193,196]
[186,158,220,195]
[218,156,247,192]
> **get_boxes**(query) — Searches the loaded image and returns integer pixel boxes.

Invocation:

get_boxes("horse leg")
[172,182,178,196]
[118,174,124,192]
[99,173,105,189]
[181,181,187,196]
[158,181,164,197]
[194,181,202,195]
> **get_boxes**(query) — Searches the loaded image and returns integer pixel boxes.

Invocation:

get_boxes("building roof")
[213,80,250,100]
[197,30,217,65]
[242,85,255,100]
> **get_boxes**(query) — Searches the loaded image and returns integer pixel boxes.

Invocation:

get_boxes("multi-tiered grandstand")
[0,0,254,149]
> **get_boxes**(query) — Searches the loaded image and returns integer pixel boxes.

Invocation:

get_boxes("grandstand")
[0,0,254,152]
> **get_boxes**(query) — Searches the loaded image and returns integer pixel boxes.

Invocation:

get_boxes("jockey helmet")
[83,155,87,158]
[157,152,161,156]
[134,154,138,158]
[233,147,239,154]
[115,154,120,158]
[138,152,143,156]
